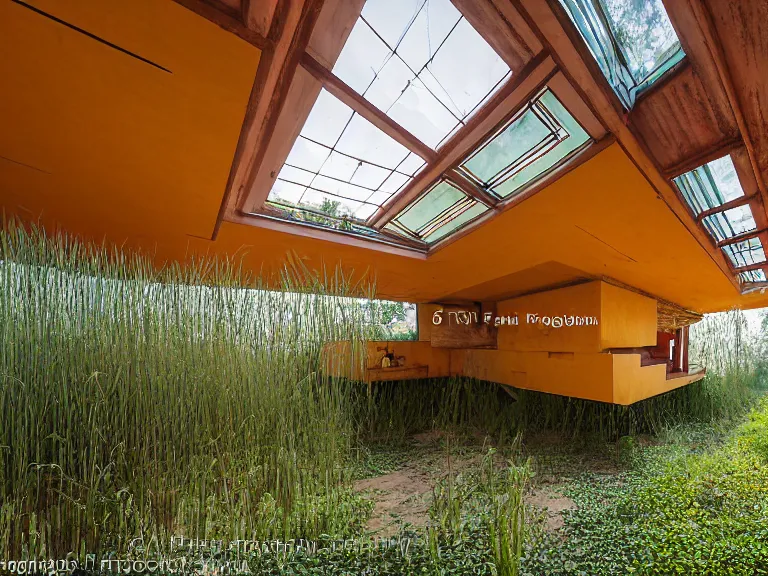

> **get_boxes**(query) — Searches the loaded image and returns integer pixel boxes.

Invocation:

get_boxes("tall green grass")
[0,222,370,557]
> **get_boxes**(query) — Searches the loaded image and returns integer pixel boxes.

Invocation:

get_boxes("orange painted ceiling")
[1,0,767,313]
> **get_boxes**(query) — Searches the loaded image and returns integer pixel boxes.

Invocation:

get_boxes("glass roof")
[559,0,685,108]
[740,269,767,284]
[674,154,766,279]
[386,179,489,244]
[332,0,510,148]
[459,89,589,198]
[261,1,597,251]
[674,155,745,216]
[722,238,766,269]
[268,89,425,220]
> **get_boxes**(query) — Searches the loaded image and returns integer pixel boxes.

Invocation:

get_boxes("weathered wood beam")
[663,137,742,179]
[369,53,557,228]
[227,211,427,258]
[213,0,327,237]
[733,261,768,274]
[741,281,768,293]
[695,194,755,222]
[717,227,768,248]
[449,0,537,71]
[242,0,280,38]
[299,52,437,163]
[172,0,269,49]
[222,0,365,223]
[445,169,499,208]
[687,0,768,216]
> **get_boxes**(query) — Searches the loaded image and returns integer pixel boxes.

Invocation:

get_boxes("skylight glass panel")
[673,154,757,242]
[702,206,757,243]
[740,269,767,283]
[267,89,423,222]
[674,155,745,216]
[559,0,685,108]
[386,179,489,243]
[458,89,590,199]
[332,0,510,149]
[722,237,766,269]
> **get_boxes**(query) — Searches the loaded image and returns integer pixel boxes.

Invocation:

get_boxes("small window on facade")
[458,89,590,199]
[559,0,685,108]
[385,179,489,244]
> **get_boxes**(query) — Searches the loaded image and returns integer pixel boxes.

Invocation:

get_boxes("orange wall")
[599,282,657,349]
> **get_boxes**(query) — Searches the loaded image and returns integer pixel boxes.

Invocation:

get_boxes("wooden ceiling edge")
[445,169,498,208]
[663,136,743,179]
[171,0,269,49]
[428,135,615,254]
[686,0,768,277]
[687,0,768,209]
[242,0,280,38]
[369,53,557,229]
[211,0,325,240]
[600,276,706,316]
[226,0,369,226]
[742,282,768,295]
[516,0,741,293]
[224,211,428,259]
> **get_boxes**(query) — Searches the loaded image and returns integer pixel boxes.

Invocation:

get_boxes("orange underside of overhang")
[1,1,767,314]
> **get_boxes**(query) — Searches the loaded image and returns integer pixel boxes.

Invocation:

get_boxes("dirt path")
[354,468,432,536]
[354,432,578,536]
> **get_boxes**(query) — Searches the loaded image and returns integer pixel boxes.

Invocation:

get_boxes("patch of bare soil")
[354,468,432,537]
[527,488,576,533]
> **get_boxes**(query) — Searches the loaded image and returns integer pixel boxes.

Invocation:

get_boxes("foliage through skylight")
[559,0,684,108]
[459,89,590,198]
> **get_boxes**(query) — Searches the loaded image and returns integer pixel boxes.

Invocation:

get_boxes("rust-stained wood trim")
[687,0,768,211]
[547,72,607,140]
[369,53,557,228]
[696,194,755,222]
[429,135,615,254]
[172,0,269,49]
[449,0,534,71]
[516,0,740,291]
[299,52,437,163]
[717,227,768,248]
[242,0,280,38]
[223,0,365,225]
[742,281,768,294]
[213,0,326,238]
[733,261,768,274]
[663,136,743,179]
[445,169,499,208]
[631,56,690,107]
[227,211,428,259]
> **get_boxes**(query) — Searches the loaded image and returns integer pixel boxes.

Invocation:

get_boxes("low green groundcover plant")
[523,398,768,575]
